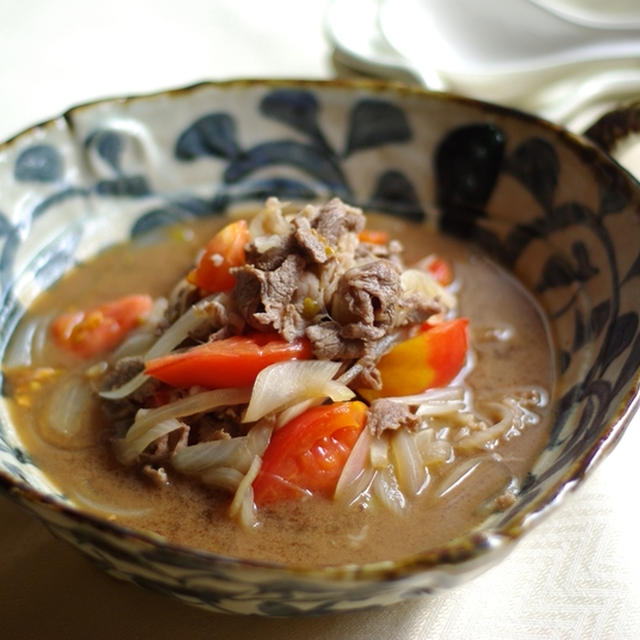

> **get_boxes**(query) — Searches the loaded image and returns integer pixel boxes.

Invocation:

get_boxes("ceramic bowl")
[1,79,639,616]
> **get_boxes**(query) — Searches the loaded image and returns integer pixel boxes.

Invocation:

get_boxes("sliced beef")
[163,279,200,327]
[356,238,404,267]
[189,405,247,442]
[331,260,402,335]
[292,215,329,264]
[190,293,245,343]
[366,399,421,436]
[232,253,307,341]
[142,464,169,486]
[245,232,297,270]
[101,356,145,389]
[139,423,189,466]
[397,292,443,326]
[305,320,367,361]
[311,198,365,244]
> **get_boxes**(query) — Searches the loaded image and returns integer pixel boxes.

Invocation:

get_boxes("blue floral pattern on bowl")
[1,79,639,615]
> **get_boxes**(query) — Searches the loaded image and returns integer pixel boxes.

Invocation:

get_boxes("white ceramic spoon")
[325,0,640,133]
[378,0,640,102]
[528,0,640,29]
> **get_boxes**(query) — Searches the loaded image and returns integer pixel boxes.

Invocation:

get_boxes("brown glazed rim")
[1,77,639,583]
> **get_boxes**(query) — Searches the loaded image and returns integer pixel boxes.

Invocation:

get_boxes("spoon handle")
[584,102,640,154]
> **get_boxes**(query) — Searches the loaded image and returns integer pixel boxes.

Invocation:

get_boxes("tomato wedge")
[187,219,249,293]
[252,401,367,506]
[359,318,469,401]
[358,229,389,245]
[424,255,454,286]
[51,294,153,358]
[145,333,313,389]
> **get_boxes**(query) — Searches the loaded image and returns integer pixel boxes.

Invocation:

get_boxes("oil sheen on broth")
[4,211,555,566]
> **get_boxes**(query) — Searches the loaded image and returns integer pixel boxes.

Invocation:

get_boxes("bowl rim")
[1,76,639,583]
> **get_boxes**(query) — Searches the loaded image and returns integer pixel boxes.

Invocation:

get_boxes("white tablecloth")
[1,2,639,638]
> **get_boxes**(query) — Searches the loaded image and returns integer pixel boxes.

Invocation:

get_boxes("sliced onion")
[246,422,273,455]
[114,418,184,464]
[336,466,375,507]
[243,360,350,423]
[100,303,210,400]
[275,398,320,428]
[414,429,454,465]
[372,466,406,514]
[369,435,389,469]
[456,407,513,452]
[38,375,98,449]
[125,386,251,443]
[172,437,252,474]
[335,427,372,500]
[70,491,153,518]
[109,331,158,361]
[390,429,429,497]
[200,466,244,492]
[385,386,466,406]
[401,268,456,309]
[229,455,261,527]
[436,454,511,500]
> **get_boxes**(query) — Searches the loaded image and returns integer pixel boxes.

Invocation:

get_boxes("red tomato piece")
[358,229,390,245]
[252,401,368,506]
[51,294,153,358]
[145,333,313,389]
[187,219,249,293]
[425,255,454,286]
[359,318,469,401]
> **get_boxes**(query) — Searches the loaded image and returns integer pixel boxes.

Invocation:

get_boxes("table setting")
[0,1,639,638]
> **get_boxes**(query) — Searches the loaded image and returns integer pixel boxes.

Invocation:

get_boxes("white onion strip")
[335,427,372,500]
[229,455,261,527]
[115,418,184,464]
[372,466,406,514]
[100,304,209,400]
[390,429,429,497]
[384,386,466,406]
[172,438,253,474]
[243,360,351,423]
[125,387,251,443]
[200,466,244,492]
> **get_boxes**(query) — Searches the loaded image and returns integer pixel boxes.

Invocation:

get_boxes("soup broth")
[3,207,555,566]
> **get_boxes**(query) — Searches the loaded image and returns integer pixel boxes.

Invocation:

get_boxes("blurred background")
[0,1,639,638]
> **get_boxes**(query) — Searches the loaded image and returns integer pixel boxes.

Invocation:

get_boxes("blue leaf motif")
[85,130,124,173]
[590,299,611,338]
[0,211,12,236]
[596,159,631,216]
[612,332,640,397]
[95,176,151,197]
[505,138,558,211]
[536,254,576,292]
[224,141,349,195]
[621,249,640,285]
[536,242,598,294]
[344,99,411,156]
[168,196,214,217]
[260,89,333,154]
[131,208,194,237]
[211,178,318,213]
[598,312,638,376]
[175,113,240,161]
[368,170,424,222]
[435,123,505,236]
[14,144,63,182]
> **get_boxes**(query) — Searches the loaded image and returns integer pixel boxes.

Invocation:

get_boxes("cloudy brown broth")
[3,210,555,566]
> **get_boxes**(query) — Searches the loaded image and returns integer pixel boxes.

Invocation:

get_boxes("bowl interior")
[1,79,639,563]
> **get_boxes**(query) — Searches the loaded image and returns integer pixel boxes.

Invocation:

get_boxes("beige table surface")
[1,2,639,638]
